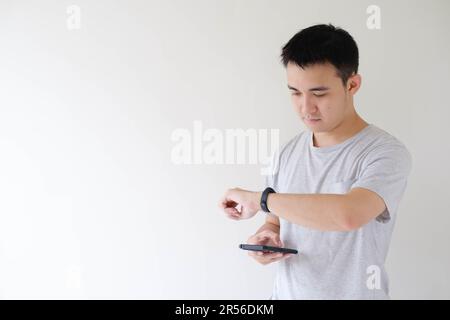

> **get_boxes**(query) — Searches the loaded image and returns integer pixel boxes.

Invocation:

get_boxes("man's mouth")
[304,118,321,124]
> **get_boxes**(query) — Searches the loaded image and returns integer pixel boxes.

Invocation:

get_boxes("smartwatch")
[260,187,276,213]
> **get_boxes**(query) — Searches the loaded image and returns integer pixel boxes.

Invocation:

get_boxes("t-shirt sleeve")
[350,142,412,223]
[262,146,281,190]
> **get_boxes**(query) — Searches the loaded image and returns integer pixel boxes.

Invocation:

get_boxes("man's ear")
[347,73,361,95]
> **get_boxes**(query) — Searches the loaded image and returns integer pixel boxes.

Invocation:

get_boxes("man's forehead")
[288,62,337,76]
[286,62,339,88]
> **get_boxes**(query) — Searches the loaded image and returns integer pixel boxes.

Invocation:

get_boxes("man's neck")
[313,114,368,148]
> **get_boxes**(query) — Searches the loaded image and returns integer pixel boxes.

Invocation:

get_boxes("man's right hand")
[247,229,294,265]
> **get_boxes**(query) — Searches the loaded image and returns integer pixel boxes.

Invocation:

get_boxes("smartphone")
[239,244,298,254]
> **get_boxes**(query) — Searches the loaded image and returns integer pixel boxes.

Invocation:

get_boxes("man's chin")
[303,121,326,132]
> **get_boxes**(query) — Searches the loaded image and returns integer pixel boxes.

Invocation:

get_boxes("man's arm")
[220,187,386,231]
[263,187,386,232]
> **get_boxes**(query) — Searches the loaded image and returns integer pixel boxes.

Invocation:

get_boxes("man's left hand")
[219,188,262,220]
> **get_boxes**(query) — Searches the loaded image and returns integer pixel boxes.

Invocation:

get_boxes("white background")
[0,0,449,299]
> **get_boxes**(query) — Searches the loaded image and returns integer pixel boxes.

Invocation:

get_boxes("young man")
[219,24,412,299]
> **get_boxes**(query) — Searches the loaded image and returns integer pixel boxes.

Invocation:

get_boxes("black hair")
[280,24,359,86]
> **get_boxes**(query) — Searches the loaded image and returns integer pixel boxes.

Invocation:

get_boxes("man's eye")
[313,94,326,97]
[291,92,300,96]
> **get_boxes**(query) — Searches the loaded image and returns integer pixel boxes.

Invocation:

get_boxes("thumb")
[271,234,281,247]
[275,236,283,247]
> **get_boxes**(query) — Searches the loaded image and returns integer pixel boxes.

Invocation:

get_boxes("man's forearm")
[265,193,351,232]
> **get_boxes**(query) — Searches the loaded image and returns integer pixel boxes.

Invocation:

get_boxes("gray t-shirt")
[265,123,412,300]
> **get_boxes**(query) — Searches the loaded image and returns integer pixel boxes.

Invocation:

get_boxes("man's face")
[286,62,354,133]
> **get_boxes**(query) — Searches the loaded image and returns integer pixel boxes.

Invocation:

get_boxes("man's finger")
[226,212,241,219]
[254,231,279,243]
[255,251,280,259]
[225,207,240,215]
[248,230,276,244]
[265,252,283,259]
[255,229,278,238]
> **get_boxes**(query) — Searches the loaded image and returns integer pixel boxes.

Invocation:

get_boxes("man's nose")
[300,96,318,114]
